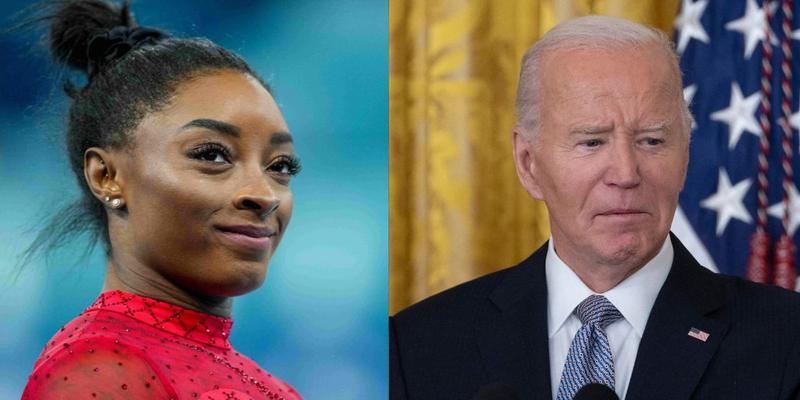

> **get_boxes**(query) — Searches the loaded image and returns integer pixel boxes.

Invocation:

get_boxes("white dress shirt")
[546,237,673,400]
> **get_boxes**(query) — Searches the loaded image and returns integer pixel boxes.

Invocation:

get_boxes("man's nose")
[603,142,641,189]
[232,168,280,218]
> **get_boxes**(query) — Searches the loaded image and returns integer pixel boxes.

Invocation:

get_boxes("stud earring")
[109,198,123,209]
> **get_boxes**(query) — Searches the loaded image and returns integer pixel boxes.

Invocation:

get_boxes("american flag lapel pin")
[688,327,710,342]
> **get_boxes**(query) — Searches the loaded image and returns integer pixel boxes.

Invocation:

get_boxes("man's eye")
[643,138,665,146]
[583,139,602,147]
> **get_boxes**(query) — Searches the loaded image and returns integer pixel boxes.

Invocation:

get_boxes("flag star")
[684,84,697,129]
[674,0,710,53]
[710,82,761,149]
[767,184,800,236]
[725,0,770,59]
[701,169,752,236]
[793,29,800,40]
[791,105,800,133]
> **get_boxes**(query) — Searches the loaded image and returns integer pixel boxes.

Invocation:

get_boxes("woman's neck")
[102,257,233,317]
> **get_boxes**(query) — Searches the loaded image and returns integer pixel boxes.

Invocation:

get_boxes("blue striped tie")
[556,295,622,400]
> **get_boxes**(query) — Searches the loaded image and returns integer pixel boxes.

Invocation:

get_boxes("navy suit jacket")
[390,235,800,399]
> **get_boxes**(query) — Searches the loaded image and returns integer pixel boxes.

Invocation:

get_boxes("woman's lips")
[215,225,274,252]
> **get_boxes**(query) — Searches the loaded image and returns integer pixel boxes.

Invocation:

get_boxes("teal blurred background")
[0,1,387,398]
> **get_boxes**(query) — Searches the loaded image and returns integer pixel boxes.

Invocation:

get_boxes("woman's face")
[114,70,297,297]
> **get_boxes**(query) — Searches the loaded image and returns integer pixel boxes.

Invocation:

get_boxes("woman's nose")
[233,172,280,218]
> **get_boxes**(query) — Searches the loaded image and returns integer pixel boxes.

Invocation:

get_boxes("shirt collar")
[546,236,673,338]
[85,290,234,349]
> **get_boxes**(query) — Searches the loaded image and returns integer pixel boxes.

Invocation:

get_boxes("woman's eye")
[267,156,302,177]
[188,143,232,164]
[271,162,291,174]
[201,151,227,163]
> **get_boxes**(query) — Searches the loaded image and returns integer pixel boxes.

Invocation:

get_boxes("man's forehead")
[540,46,680,99]
[542,44,671,75]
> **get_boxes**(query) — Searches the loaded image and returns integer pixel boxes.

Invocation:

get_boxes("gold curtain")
[389,0,680,314]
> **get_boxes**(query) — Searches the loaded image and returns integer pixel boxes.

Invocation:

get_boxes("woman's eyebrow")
[179,119,240,137]
[179,120,292,145]
[271,132,293,145]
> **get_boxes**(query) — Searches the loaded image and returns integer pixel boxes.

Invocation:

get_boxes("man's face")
[519,45,689,274]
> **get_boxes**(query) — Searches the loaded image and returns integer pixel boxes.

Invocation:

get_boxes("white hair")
[515,15,692,138]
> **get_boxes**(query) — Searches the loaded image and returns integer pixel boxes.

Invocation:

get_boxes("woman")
[21,1,303,398]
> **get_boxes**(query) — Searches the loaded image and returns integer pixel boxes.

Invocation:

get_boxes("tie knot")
[574,295,622,327]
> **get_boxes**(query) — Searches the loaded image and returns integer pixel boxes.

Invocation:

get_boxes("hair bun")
[49,0,134,72]
[86,26,168,78]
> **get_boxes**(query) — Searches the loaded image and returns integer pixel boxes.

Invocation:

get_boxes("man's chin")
[593,235,651,268]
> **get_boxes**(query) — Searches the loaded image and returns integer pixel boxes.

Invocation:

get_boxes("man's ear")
[512,127,544,200]
[84,147,125,208]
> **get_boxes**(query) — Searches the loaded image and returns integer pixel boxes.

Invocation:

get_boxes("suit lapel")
[626,234,729,400]
[477,244,553,399]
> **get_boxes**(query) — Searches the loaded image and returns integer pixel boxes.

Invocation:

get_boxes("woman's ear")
[84,147,126,209]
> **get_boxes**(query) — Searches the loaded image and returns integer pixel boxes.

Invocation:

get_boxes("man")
[390,15,800,400]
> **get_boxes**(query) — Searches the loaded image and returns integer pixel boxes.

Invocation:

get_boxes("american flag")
[688,327,711,342]
[672,0,800,290]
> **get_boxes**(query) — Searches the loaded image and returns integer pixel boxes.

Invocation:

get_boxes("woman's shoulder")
[22,319,177,399]
[30,308,146,362]
[23,308,304,399]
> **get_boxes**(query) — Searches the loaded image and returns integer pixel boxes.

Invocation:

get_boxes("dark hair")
[21,0,268,266]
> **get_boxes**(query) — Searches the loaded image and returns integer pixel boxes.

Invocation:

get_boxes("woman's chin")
[193,265,268,298]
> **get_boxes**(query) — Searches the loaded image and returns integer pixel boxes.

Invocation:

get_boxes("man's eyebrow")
[636,121,668,133]
[270,131,293,145]
[179,119,241,137]
[570,124,614,135]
